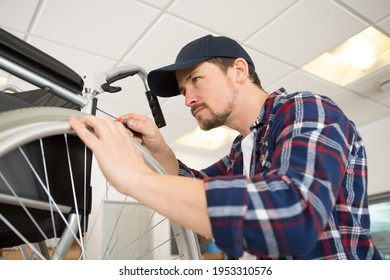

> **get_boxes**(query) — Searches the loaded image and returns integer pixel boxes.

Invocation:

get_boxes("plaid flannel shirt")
[178,88,382,259]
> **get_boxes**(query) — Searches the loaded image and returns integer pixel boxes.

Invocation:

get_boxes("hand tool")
[96,107,141,137]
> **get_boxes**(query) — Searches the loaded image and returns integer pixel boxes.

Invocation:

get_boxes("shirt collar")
[250,87,288,132]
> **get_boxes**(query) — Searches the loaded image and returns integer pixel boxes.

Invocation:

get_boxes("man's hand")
[69,115,212,238]
[69,115,153,194]
[120,113,179,175]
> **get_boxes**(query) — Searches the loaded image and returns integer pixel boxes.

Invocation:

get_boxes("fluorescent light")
[176,126,238,150]
[334,38,376,70]
[303,27,390,87]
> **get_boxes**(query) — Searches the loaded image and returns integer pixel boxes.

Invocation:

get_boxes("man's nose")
[184,89,197,107]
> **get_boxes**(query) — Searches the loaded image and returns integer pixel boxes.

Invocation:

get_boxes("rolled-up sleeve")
[205,176,249,257]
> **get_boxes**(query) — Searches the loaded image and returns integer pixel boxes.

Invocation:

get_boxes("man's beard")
[192,102,233,131]
[192,79,238,131]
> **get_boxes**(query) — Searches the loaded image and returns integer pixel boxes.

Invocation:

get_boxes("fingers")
[120,112,150,123]
[120,113,155,134]
[113,118,135,142]
[70,115,129,151]
[69,116,101,151]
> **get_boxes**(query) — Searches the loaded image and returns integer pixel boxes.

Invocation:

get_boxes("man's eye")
[192,77,199,83]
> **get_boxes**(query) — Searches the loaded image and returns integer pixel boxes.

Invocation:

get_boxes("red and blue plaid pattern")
[178,88,382,259]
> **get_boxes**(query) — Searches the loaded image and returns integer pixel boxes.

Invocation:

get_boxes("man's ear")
[234,58,249,83]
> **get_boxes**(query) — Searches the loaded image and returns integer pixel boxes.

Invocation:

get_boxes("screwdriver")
[96,107,141,137]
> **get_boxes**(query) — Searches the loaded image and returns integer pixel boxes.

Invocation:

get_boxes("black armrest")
[0,28,83,94]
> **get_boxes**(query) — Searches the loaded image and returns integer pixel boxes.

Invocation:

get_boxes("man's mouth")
[191,104,207,118]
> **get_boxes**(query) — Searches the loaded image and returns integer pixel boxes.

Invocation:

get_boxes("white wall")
[360,116,390,196]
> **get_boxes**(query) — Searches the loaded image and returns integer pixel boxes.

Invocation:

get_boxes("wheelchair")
[0,28,200,260]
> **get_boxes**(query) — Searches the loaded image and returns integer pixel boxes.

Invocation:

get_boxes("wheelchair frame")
[0,27,200,260]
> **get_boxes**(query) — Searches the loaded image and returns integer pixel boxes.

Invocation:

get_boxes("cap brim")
[147,57,209,97]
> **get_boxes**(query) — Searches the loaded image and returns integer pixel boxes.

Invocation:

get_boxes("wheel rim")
[0,107,200,260]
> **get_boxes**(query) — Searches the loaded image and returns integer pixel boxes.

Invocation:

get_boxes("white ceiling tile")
[168,0,297,40]
[247,0,368,66]
[0,0,39,31]
[97,96,150,118]
[97,74,154,114]
[159,114,197,144]
[29,36,116,77]
[346,66,390,105]
[249,49,295,88]
[123,15,208,72]
[378,16,390,34]
[381,86,390,107]
[330,90,390,127]
[137,0,171,9]
[329,89,375,120]
[339,0,390,23]
[327,89,389,126]
[32,0,159,59]
[160,94,193,120]
[266,69,339,95]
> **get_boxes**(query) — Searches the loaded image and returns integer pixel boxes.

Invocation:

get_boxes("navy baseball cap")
[147,34,254,97]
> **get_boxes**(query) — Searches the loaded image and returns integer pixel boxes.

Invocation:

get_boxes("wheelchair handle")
[101,65,166,128]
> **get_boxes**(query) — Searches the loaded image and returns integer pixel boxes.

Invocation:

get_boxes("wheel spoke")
[0,107,200,260]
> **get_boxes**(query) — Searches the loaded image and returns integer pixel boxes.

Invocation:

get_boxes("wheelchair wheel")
[0,107,201,260]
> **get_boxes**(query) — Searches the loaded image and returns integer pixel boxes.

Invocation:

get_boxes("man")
[70,35,382,259]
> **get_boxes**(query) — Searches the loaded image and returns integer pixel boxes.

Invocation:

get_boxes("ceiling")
[1,0,390,194]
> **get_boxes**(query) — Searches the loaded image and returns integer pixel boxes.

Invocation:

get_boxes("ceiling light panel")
[302,27,390,87]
